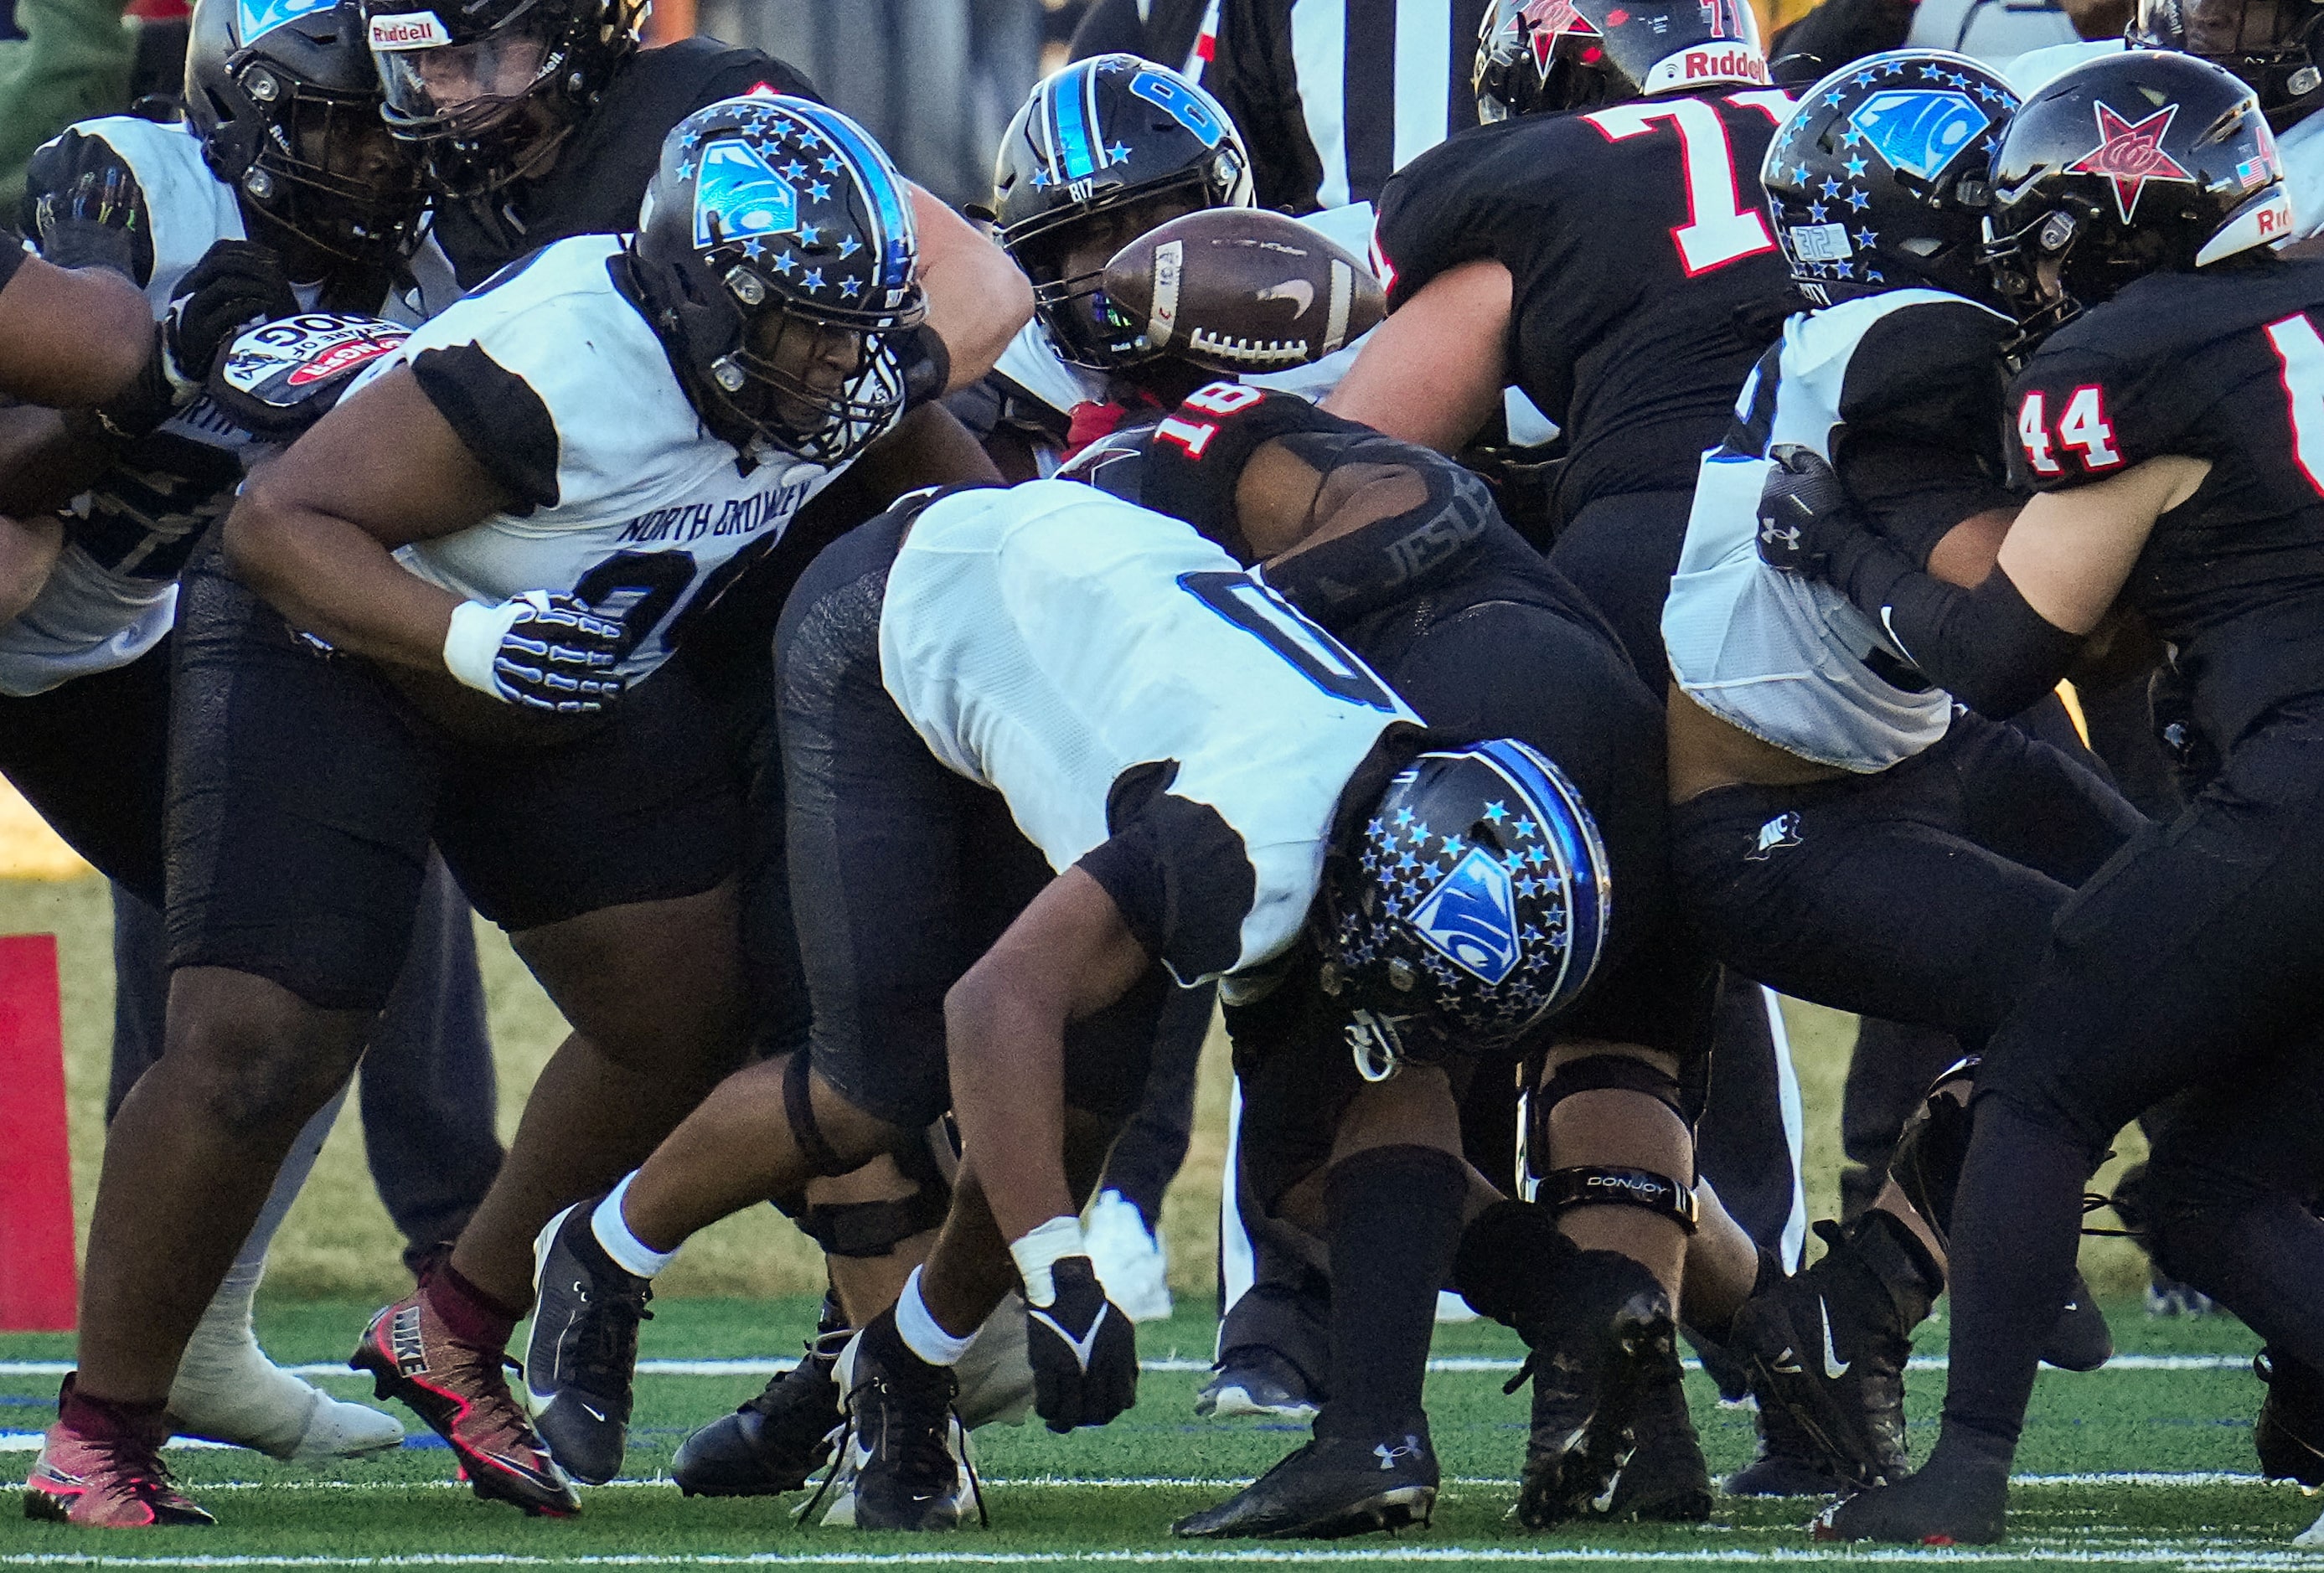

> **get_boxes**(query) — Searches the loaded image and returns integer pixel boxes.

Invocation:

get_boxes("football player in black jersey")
[1312,0,1800,1516]
[1660,49,2148,1494]
[1760,51,2324,1544]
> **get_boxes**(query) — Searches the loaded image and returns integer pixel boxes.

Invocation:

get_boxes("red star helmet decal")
[1520,0,1599,71]
[2067,101,2195,223]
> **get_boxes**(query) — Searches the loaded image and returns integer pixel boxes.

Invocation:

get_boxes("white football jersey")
[366,234,870,685]
[880,479,1420,984]
[0,118,454,697]
[1663,291,1975,772]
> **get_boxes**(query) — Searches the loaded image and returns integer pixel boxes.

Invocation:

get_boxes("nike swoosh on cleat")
[580,1404,606,1423]
[1819,1300,1851,1381]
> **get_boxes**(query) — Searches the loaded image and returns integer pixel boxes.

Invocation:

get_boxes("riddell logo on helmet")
[368,11,447,49]
[1642,43,1767,91]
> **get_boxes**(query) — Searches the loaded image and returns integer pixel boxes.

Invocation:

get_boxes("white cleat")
[1084,1189,1174,1323]
[1434,1290,1480,1323]
[2299,1503,2324,1549]
[169,1299,404,1462]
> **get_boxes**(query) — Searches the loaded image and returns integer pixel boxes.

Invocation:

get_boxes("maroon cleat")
[351,1291,579,1516]
[22,1377,214,1529]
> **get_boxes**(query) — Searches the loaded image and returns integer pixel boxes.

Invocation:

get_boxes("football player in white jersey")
[8,0,492,1522]
[31,94,997,1530]
[1659,52,2148,1493]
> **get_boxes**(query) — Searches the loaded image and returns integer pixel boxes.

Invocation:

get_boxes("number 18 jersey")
[1372,90,1796,522]
[878,480,1421,986]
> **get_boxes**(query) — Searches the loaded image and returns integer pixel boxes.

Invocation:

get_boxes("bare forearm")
[0,405,111,518]
[0,513,64,621]
[909,187,1032,391]
[0,263,154,408]
[944,982,1076,1243]
[223,484,462,673]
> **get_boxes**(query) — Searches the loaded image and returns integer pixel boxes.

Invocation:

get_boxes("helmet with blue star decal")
[1319,737,1613,1056]
[990,54,1252,369]
[627,94,927,464]
[1761,49,2020,308]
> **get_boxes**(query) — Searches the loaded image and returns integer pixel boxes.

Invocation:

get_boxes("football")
[1102,208,1387,375]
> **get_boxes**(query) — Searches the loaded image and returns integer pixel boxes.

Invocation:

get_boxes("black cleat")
[673,1297,848,1498]
[1173,1420,1437,1539]
[1731,1217,1920,1489]
[2256,1349,2324,1487]
[524,1199,653,1487]
[1196,1348,1320,1422]
[1604,1350,1712,1522]
[1724,1395,1851,1497]
[1513,1250,1676,1529]
[830,1313,974,1533]
[1810,1448,2006,1545]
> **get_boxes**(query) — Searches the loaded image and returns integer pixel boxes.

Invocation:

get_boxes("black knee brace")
[783,1050,853,1178]
[1520,1053,1697,1231]
[1887,1055,1980,1249]
[775,1057,952,1259]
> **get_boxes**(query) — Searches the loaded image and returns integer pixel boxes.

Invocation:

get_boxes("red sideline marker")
[0,935,75,1332]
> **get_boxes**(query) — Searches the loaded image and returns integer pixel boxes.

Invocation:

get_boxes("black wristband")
[1139,384,1376,558]
[899,322,951,411]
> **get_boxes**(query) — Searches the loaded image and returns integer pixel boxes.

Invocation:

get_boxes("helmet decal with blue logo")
[1323,737,1611,1053]
[633,95,926,464]
[1762,49,2019,307]
[239,0,334,43]
[993,54,1252,369]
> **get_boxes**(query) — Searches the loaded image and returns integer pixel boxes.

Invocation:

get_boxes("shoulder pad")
[208,312,411,441]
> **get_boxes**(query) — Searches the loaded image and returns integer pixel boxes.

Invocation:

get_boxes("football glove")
[1755,443,1859,580]
[29,129,147,279]
[1023,1256,1138,1433]
[443,591,627,714]
[90,240,298,443]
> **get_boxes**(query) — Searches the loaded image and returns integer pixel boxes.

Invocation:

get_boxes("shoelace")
[743,1331,846,1421]
[91,1433,188,1506]
[571,1279,653,1395]
[796,1376,986,1529]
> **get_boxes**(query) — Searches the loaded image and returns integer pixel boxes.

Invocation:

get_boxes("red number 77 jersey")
[1371,89,1799,518]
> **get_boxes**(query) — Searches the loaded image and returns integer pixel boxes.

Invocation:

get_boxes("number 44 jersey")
[879,479,1422,988]
[355,233,873,683]
[1372,88,1795,520]
[2006,257,2324,752]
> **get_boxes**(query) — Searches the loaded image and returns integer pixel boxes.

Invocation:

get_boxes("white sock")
[592,1173,678,1278]
[184,1085,347,1374]
[894,1267,975,1367]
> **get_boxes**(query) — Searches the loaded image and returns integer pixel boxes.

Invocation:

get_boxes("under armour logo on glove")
[1024,1256,1138,1433]
[1755,444,1859,580]
[443,591,627,714]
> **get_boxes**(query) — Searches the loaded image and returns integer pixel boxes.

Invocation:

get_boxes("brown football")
[1102,208,1387,375]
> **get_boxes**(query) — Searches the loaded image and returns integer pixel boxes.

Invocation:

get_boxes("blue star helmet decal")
[238,0,332,41]
[1409,849,1524,985]
[1847,89,1991,181]
[693,137,798,250]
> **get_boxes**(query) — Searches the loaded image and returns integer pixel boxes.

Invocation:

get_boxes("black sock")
[1936,1101,2089,1459]
[1320,1144,1466,1436]
[2153,1193,2324,1369]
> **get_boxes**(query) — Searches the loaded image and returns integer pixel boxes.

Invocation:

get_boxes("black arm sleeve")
[1822,525,2084,718]
[1258,435,1502,621]
[409,343,560,513]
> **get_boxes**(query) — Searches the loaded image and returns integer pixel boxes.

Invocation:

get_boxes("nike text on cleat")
[351,1289,579,1516]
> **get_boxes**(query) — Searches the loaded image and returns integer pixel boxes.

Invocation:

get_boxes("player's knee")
[1521,1048,1697,1231]
[163,988,360,1145]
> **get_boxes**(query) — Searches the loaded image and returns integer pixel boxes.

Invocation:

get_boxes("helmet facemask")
[701,286,917,465]
[369,0,612,197]
[237,70,425,266]
[1015,180,1214,369]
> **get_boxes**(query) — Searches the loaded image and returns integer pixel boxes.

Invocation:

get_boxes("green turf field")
[3,1295,2316,1570]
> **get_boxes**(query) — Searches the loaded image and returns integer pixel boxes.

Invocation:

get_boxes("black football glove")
[1024,1256,1138,1433]
[444,591,627,714]
[29,129,148,280]
[88,240,299,443]
[1755,443,1861,580]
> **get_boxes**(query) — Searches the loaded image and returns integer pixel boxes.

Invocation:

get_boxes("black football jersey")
[430,38,821,288]
[2008,258,2324,748]
[1373,89,1800,524]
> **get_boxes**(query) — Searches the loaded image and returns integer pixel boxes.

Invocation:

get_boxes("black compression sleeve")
[1139,386,1375,559]
[1258,438,1497,621]
[1823,526,2084,719]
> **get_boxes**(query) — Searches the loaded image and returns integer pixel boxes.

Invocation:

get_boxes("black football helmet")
[185,0,424,266]
[1981,51,2290,339]
[991,54,1252,369]
[1322,738,1613,1061]
[1763,50,2020,307]
[1474,0,1769,120]
[2133,0,2324,127]
[625,95,925,464]
[361,0,643,197]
